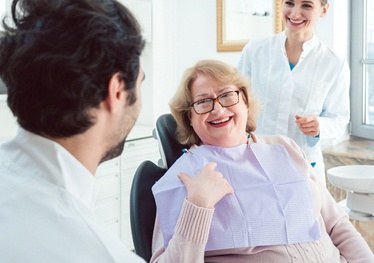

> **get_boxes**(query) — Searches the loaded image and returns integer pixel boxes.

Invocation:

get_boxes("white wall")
[175,0,242,75]
[0,0,12,30]
[0,2,6,19]
[315,0,350,60]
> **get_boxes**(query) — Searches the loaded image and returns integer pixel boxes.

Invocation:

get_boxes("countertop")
[322,136,374,164]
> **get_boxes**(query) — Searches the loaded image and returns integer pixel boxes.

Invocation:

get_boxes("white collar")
[302,34,319,52]
[1,128,98,209]
[279,30,320,52]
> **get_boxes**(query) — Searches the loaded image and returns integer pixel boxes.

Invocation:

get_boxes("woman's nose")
[211,99,224,114]
[289,6,301,19]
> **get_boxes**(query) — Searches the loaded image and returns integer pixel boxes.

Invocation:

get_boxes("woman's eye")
[220,92,235,99]
[284,1,294,6]
[196,99,210,106]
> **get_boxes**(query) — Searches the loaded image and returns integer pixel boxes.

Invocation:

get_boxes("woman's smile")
[288,18,306,26]
[208,116,232,126]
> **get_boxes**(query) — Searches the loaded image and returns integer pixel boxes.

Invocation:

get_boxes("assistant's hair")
[0,0,145,137]
[170,59,259,146]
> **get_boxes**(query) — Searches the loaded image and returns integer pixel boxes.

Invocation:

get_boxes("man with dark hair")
[0,0,146,262]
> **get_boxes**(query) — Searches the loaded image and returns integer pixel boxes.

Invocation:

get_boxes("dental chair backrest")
[130,160,167,261]
[154,113,188,169]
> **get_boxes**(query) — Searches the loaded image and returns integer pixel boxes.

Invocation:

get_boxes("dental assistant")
[237,0,350,185]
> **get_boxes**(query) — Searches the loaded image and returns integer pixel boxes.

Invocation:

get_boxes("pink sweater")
[150,134,374,262]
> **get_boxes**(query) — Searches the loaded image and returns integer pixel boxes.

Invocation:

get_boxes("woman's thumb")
[177,172,190,185]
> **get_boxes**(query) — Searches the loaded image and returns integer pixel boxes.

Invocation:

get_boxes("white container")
[327,165,374,222]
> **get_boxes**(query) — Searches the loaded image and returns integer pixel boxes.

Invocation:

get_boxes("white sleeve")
[318,58,350,141]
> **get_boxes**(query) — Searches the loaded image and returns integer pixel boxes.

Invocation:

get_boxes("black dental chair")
[130,160,166,262]
[130,113,185,262]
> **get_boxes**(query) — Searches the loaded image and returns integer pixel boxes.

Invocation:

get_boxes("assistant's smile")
[288,18,306,26]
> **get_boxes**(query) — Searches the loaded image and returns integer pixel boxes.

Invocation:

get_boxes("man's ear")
[106,72,125,113]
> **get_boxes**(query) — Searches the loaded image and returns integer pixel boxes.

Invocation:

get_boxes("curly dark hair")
[0,0,145,137]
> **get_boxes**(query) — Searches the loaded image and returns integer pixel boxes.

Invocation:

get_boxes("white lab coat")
[238,31,350,183]
[0,129,145,263]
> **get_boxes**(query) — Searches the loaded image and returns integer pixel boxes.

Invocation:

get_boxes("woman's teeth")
[211,117,230,124]
[289,19,304,24]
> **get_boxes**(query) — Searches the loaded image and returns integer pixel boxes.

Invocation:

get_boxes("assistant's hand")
[178,162,234,209]
[295,114,320,137]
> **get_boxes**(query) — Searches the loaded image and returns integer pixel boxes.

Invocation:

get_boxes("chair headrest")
[155,113,188,169]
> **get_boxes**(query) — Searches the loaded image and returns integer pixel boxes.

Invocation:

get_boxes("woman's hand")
[295,114,320,137]
[177,162,234,208]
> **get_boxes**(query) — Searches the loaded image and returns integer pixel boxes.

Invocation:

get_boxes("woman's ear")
[320,3,329,18]
[241,88,249,107]
[187,110,193,125]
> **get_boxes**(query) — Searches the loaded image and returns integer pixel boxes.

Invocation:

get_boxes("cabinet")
[94,157,122,238]
[94,125,161,250]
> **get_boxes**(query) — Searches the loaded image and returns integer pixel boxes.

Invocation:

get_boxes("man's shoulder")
[0,177,144,262]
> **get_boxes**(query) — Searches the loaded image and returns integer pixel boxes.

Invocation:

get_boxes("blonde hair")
[170,59,259,146]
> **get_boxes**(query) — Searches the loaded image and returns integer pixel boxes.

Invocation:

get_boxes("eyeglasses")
[190,90,242,115]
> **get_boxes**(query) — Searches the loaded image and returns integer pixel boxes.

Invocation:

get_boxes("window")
[351,0,374,139]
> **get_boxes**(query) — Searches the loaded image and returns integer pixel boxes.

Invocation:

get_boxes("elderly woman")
[151,60,373,262]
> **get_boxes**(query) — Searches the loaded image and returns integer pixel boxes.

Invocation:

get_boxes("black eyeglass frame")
[190,89,242,115]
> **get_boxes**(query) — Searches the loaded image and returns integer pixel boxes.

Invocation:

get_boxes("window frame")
[350,0,374,139]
